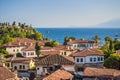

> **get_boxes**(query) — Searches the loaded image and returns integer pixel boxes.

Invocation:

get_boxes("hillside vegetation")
[0,21,43,56]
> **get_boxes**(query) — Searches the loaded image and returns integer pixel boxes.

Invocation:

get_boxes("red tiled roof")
[72,49,104,57]
[41,50,60,55]
[83,67,120,77]
[41,47,54,51]
[35,54,75,66]
[6,57,32,64]
[116,50,120,55]
[52,45,66,51]
[3,37,48,47]
[22,44,35,51]
[43,69,73,80]
[0,65,16,80]
[3,42,25,47]
[67,39,95,44]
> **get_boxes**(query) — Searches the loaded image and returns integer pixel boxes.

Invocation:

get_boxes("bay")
[36,28,120,44]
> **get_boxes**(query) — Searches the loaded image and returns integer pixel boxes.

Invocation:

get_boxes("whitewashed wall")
[6,46,24,54]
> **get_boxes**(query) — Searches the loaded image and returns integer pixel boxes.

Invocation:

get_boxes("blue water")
[36,28,120,44]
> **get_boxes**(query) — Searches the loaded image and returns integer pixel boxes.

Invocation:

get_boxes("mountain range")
[95,18,120,28]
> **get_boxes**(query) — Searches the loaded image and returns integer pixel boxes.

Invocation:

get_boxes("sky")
[0,0,120,28]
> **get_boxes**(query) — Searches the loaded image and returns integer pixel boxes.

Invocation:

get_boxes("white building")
[5,57,35,71]
[72,49,104,71]
[22,44,37,57]
[3,38,48,57]
[67,39,98,50]
[3,42,25,55]
[35,54,75,76]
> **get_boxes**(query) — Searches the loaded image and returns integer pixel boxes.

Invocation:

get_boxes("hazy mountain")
[96,18,120,28]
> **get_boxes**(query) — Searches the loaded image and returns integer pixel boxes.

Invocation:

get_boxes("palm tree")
[93,35,101,45]
[105,36,112,42]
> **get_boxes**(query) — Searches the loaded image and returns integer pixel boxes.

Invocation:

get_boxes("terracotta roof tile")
[22,44,35,51]
[41,50,60,55]
[0,65,16,80]
[6,57,32,64]
[72,49,104,57]
[67,39,95,44]
[116,50,120,55]
[43,69,73,80]
[83,67,120,77]
[3,37,48,47]
[35,54,75,66]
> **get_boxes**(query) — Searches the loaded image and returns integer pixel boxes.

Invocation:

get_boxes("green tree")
[45,40,59,47]
[63,36,76,45]
[114,42,120,50]
[35,42,41,57]
[103,36,112,50]
[52,40,59,47]
[103,49,114,59]
[16,53,23,57]
[109,40,115,51]
[34,32,43,40]
[92,35,100,45]
[104,54,120,70]
[63,36,69,45]
[105,36,112,42]
[12,21,16,26]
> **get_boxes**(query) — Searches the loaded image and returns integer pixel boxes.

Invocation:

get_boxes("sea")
[36,28,120,44]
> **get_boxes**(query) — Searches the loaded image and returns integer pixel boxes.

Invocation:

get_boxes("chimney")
[30,43,33,46]
[18,42,21,46]
[25,42,27,45]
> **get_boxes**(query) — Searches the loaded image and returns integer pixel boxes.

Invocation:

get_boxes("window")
[13,49,15,52]
[7,63,10,67]
[23,52,26,56]
[74,45,76,47]
[64,52,66,55]
[28,53,29,56]
[23,65,25,69]
[17,49,19,52]
[49,67,53,71]
[77,68,84,71]
[19,65,22,69]
[37,68,39,70]
[14,66,17,70]
[80,58,83,62]
[31,52,33,55]
[90,58,92,62]
[77,58,79,62]
[94,58,96,62]
[98,57,100,61]
[101,57,103,61]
